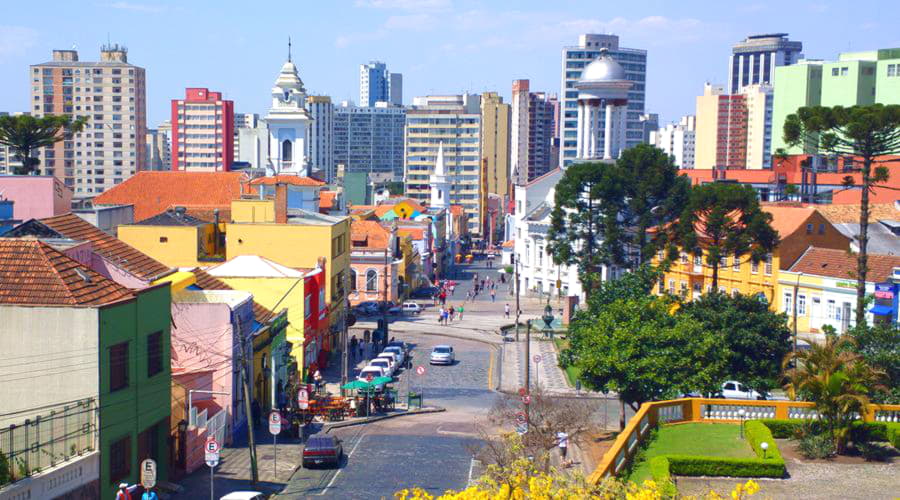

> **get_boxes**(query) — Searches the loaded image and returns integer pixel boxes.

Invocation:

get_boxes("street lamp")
[541,303,555,339]
[738,408,746,439]
[760,441,769,459]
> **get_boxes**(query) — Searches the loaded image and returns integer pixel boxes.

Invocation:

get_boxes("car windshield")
[434,347,451,354]
[372,360,388,367]
[361,369,381,376]
[385,347,400,354]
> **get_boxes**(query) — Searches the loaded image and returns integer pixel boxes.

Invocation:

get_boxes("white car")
[721,380,766,400]
[368,357,395,377]
[376,352,399,371]
[358,366,388,389]
[382,346,405,366]
[220,492,266,500]
[401,302,423,315]
[430,345,455,365]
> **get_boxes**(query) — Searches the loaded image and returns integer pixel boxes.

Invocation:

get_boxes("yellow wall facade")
[119,224,215,268]
[231,199,276,223]
[653,249,780,305]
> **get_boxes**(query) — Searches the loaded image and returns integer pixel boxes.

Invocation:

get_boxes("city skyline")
[0,1,898,127]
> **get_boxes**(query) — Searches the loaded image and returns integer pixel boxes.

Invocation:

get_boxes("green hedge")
[745,420,784,461]
[665,455,786,478]
[756,419,900,449]
[755,419,806,438]
[648,457,677,496]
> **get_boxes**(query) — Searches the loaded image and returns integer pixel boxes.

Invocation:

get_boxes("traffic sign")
[533,354,542,364]
[205,437,220,455]
[205,454,219,468]
[140,458,157,489]
[269,411,282,435]
[522,395,532,405]
[297,388,309,410]
[515,424,528,435]
[518,387,527,397]
[515,412,526,425]
[416,365,426,376]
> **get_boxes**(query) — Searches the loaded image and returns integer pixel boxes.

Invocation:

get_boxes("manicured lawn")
[628,423,755,483]
[553,338,581,388]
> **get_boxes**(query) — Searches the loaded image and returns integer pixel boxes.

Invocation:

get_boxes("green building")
[772,47,900,155]
[0,239,172,499]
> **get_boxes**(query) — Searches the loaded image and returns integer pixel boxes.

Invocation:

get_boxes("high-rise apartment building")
[307,96,335,182]
[333,102,406,180]
[232,113,258,162]
[639,113,659,144]
[30,45,147,196]
[743,84,774,170]
[728,34,803,94]
[650,115,696,169]
[359,61,402,106]
[695,83,772,170]
[479,92,510,202]
[772,48,900,155]
[171,88,234,172]
[511,80,555,185]
[405,94,482,235]
[560,34,647,167]
[145,128,170,170]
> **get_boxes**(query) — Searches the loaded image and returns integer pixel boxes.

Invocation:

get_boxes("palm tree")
[0,114,86,175]
[783,336,886,453]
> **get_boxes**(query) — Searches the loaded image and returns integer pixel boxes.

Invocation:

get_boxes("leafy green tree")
[783,336,886,453]
[568,294,728,429]
[547,162,622,300]
[675,182,779,291]
[848,323,900,404]
[614,144,691,265]
[784,104,900,326]
[679,292,791,395]
[0,114,87,175]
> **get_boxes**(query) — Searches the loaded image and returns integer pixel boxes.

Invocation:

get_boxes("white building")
[650,115,696,169]
[360,61,402,107]
[728,33,802,93]
[233,113,258,162]
[264,55,312,175]
[574,48,634,161]
[308,96,335,182]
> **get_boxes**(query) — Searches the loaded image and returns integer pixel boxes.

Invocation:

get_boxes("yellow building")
[481,91,511,201]
[118,209,221,267]
[226,198,351,349]
[654,206,851,305]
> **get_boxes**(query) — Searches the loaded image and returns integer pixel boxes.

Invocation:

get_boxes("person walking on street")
[490,289,496,302]
[142,487,159,500]
[116,483,132,500]
[439,308,447,325]
[313,368,323,395]
[448,307,454,323]
[350,335,358,362]
[556,430,569,466]
[457,304,464,320]
[504,303,510,318]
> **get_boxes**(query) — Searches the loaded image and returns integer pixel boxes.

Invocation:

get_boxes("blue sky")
[1,0,898,127]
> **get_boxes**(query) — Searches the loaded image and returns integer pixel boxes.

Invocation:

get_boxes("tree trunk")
[856,156,871,328]
[619,398,627,430]
[711,261,719,292]
[585,194,595,302]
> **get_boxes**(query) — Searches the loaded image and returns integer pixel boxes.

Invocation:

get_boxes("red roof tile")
[397,227,425,240]
[350,220,390,250]
[192,269,274,323]
[0,239,133,306]
[93,171,250,222]
[320,190,337,210]
[249,175,326,187]
[789,247,900,282]
[40,213,172,281]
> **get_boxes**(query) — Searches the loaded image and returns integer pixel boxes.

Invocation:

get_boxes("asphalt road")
[279,332,496,499]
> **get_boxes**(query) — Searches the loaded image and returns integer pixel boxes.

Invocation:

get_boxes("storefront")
[870,282,899,326]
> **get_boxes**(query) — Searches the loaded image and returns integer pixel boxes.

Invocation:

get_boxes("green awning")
[341,380,372,390]
[371,376,393,386]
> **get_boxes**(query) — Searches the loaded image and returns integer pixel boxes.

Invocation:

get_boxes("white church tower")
[429,142,450,210]
[265,39,313,175]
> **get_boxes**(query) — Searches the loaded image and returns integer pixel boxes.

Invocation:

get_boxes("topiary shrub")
[647,457,677,496]
[797,432,835,459]
[745,421,783,462]
[665,455,785,478]
[755,419,805,438]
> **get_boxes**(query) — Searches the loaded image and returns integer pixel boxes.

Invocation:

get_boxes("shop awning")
[869,304,893,316]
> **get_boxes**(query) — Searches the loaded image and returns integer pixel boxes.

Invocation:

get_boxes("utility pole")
[793,273,801,354]
[237,320,259,484]
[525,319,531,391]
[382,247,391,350]
[515,256,521,342]
[340,301,349,396]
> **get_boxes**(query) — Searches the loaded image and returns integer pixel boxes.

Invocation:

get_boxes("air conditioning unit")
[892,267,900,281]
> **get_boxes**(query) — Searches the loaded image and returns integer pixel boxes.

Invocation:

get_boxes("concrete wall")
[118,224,215,268]
[0,306,98,429]
[0,451,99,500]
[74,204,134,236]
[0,176,72,221]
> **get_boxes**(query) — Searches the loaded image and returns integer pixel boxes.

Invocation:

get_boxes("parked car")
[355,301,380,315]
[387,303,402,315]
[430,345,455,365]
[358,366,388,389]
[401,302,423,315]
[382,346,405,366]
[220,493,267,500]
[411,286,438,299]
[368,358,394,377]
[302,434,343,468]
[386,340,408,354]
[721,380,767,400]
[376,352,399,371]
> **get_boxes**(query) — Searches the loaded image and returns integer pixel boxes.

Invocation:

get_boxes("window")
[798,294,807,316]
[365,270,378,291]
[109,435,131,483]
[109,342,129,392]
[732,289,740,298]
[719,254,727,268]
[147,332,162,377]
[282,139,292,162]
[680,252,688,264]
[764,254,773,275]
[888,64,897,77]
[806,223,813,234]
[305,294,312,318]
[732,253,740,271]
[784,292,793,314]
[818,224,825,235]
[350,269,357,291]
[137,422,159,465]
[658,280,665,294]
[679,281,688,298]
[668,280,675,294]
[159,236,168,243]
[751,259,759,273]
[827,299,836,320]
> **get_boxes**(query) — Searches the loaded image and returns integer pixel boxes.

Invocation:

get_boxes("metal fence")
[0,398,97,484]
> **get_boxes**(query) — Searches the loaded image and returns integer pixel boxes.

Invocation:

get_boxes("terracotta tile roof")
[397,227,425,240]
[92,171,249,222]
[0,239,133,306]
[815,203,900,224]
[249,175,326,187]
[832,187,899,205]
[761,206,818,238]
[789,247,900,282]
[320,190,337,210]
[501,240,515,248]
[192,269,274,323]
[350,220,390,250]
[40,213,172,281]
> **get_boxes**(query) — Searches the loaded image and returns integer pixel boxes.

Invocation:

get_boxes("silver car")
[429,345,454,365]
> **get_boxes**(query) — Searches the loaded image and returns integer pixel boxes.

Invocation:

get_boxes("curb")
[323,406,446,431]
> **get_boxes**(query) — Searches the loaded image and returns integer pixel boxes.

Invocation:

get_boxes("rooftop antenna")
[288,36,292,63]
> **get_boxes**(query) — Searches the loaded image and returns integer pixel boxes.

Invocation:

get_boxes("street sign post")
[521,395,531,405]
[532,354,542,388]
[204,437,219,500]
[532,354,542,364]
[269,411,282,478]
[414,365,426,409]
[515,424,528,435]
[416,365,425,376]
[297,388,309,410]
[515,411,526,426]
[140,458,157,490]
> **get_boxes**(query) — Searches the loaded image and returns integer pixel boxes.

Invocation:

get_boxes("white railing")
[702,404,777,420]
[206,407,228,445]
[876,410,900,422]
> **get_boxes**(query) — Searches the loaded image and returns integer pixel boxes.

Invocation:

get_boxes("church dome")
[274,60,304,91]
[580,48,626,83]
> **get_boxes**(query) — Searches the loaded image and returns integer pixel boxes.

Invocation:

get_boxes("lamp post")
[738,408,746,439]
[541,303,555,340]
[760,441,769,459]
[525,319,532,391]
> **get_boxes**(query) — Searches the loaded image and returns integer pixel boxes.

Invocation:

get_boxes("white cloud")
[549,15,709,45]
[0,26,38,59]
[354,0,450,11]
[384,13,436,31]
[106,2,166,13]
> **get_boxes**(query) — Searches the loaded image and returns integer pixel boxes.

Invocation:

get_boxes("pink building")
[0,176,71,221]
[171,88,235,171]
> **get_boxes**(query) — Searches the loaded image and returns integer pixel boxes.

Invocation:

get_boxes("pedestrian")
[251,398,261,428]
[142,487,159,500]
[116,483,132,500]
[313,368,323,395]
[364,340,373,360]
[491,289,496,302]
[440,308,447,325]
[350,335,358,361]
[457,304,464,320]
[450,284,455,295]
[448,307,454,323]
[504,303,510,318]
[481,279,485,289]
[556,430,569,464]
